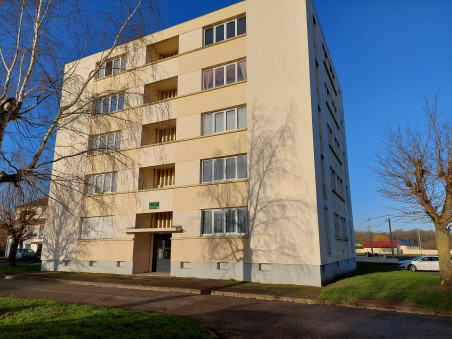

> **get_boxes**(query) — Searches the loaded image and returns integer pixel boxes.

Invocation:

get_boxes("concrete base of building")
[171,261,322,286]
[41,257,356,287]
[320,257,356,285]
[41,260,133,274]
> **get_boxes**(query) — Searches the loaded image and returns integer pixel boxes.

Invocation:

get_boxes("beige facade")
[42,0,355,286]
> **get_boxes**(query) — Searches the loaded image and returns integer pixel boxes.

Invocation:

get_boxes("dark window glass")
[214,159,224,181]
[215,25,224,43]
[214,210,224,233]
[237,17,246,35]
[227,21,235,39]
[102,97,110,114]
[110,96,117,112]
[237,208,247,233]
[226,210,236,233]
[205,28,214,46]
[202,160,212,182]
[226,158,236,179]
[96,100,102,114]
[118,93,124,110]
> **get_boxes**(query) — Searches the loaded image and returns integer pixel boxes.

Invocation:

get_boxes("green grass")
[0,263,42,276]
[0,297,212,338]
[319,263,452,312]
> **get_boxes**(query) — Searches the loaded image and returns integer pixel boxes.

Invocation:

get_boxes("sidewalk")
[4,271,322,303]
[3,271,451,317]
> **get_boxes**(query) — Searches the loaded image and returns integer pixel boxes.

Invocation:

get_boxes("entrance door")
[152,234,171,272]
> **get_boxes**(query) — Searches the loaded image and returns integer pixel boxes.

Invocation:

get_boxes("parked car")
[16,248,36,261]
[34,249,42,261]
[398,255,441,272]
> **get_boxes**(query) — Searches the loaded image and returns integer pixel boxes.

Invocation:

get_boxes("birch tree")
[376,97,452,287]
[0,0,158,186]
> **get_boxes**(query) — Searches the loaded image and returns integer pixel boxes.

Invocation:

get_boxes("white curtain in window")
[202,114,213,135]
[238,60,247,81]
[215,112,224,133]
[237,107,247,129]
[203,210,212,234]
[226,110,235,130]
[237,155,247,178]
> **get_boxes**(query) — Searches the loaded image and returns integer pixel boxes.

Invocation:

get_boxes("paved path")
[0,279,451,338]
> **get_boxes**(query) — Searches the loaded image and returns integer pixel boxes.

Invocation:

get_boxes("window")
[202,207,247,235]
[94,93,125,115]
[203,60,246,90]
[91,131,121,154]
[86,172,118,194]
[202,106,246,135]
[330,167,344,199]
[334,213,340,239]
[81,216,114,239]
[341,217,347,240]
[204,16,246,46]
[95,56,126,79]
[202,155,247,183]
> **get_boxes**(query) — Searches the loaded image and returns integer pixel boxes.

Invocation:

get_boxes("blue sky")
[85,0,452,232]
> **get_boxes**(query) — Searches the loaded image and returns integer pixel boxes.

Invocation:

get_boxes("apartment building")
[42,0,355,286]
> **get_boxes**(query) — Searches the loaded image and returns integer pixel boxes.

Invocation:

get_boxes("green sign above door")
[149,202,160,210]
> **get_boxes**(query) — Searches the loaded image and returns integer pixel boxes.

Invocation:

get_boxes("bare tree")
[0,0,159,186]
[376,96,452,287]
[0,180,46,266]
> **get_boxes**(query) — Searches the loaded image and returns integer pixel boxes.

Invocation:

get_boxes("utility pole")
[368,218,374,255]
[417,228,423,255]
[388,214,395,258]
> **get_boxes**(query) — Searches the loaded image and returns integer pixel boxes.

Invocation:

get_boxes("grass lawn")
[0,263,42,276]
[0,297,212,338]
[319,262,452,313]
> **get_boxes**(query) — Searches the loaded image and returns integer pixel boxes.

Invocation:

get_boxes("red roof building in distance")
[363,241,398,249]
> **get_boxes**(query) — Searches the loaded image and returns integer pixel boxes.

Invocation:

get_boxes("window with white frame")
[94,93,125,115]
[86,172,118,195]
[202,155,247,183]
[203,60,246,90]
[201,207,247,235]
[202,106,246,135]
[96,56,126,79]
[81,216,114,239]
[91,131,121,154]
[204,16,246,46]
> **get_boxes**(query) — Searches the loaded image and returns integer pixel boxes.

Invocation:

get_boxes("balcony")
[144,77,178,104]
[146,36,179,64]
[138,164,175,190]
[141,119,176,146]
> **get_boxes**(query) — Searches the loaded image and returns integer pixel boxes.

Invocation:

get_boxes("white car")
[398,255,440,272]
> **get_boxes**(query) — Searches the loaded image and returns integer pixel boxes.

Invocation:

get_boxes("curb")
[3,274,451,318]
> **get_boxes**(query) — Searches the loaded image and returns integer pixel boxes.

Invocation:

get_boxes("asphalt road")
[0,279,451,338]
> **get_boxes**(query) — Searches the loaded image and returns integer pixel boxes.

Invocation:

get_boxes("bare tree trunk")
[7,238,19,267]
[435,226,452,287]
